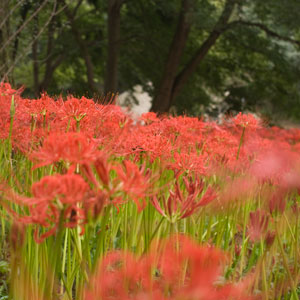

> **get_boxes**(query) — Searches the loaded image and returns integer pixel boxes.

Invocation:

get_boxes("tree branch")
[0,0,59,81]
[170,0,236,103]
[39,3,65,93]
[12,0,32,61]
[228,20,300,47]
[0,0,50,56]
[40,54,64,91]
[60,0,100,93]
[72,0,84,18]
[151,0,194,112]
[104,0,124,94]
[0,0,26,31]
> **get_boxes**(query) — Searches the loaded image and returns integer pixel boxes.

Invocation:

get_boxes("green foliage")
[3,0,300,120]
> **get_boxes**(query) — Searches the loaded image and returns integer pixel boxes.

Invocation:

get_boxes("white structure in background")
[117,84,152,118]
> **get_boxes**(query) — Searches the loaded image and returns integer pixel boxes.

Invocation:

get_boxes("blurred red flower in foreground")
[247,210,269,243]
[85,235,256,300]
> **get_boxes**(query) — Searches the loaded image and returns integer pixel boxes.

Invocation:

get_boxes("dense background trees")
[1,0,300,120]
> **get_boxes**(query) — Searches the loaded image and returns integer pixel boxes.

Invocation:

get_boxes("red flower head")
[17,174,89,242]
[115,160,152,211]
[233,113,259,130]
[151,176,217,222]
[268,188,288,215]
[62,95,96,120]
[85,235,256,300]
[0,82,24,96]
[247,209,269,243]
[31,132,98,169]
[140,112,159,124]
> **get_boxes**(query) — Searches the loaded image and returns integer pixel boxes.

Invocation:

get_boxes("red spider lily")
[94,154,111,186]
[30,132,98,169]
[202,126,240,171]
[85,235,256,300]
[10,220,26,252]
[80,154,116,218]
[13,174,90,242]
[0,82,24,96]
[139,111,159,124]
[247,210,269,243]
[155,235,227,298]
[82,155,152,213]
[85,251,153,300]
[21,93,58,128]
[250,148,300,186]
[62,96,96,120]
[218,176,257,209]
[2,82,300,177]
[233,113,259,130]
[59,95,101,133]
[32,174,88,204]
[265,231,276,248]
[268,188,288,215]
[81,155,112,190]
[83,190,108,221]
[114,160,152,211]
[151,177,216,222]
[166,152,207,176]
[116,128,175,162]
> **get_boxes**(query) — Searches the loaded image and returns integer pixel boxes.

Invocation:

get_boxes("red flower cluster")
[16,174,89,242]
[115,160,152,211]
[151,176,216,222]
[233,112,259,130]
[85,235,256,300]
[247,210,270,243]
[30,132,98,169]
[1,83,300,178]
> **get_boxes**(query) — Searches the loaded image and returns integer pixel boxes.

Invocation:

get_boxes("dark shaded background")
[1,0,300,121]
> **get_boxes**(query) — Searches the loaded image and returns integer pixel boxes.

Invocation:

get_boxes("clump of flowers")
[151,176,216,222]
[85,235,256,300]
[1,83,300,299]
[10,173,90,242]
[233,112,259,130]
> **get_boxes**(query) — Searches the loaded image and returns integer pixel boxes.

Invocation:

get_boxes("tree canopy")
[1,0,300,119]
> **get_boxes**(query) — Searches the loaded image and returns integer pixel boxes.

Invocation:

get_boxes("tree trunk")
[151,0,236,113]
[151,0,193,113]
[104,0,122,95]
[39,55,64,93]
[0,0,11,82]
[39,8,64,93]
[170,0,236,103]
[61,0,100,94]
[12,1,31,61]
[32,11,39,96]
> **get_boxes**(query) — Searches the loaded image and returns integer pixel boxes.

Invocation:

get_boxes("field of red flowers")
[0,83,300,299]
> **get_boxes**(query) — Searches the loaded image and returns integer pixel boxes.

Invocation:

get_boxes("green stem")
[260,239,268,299]
[236,127,245,160]
[143,216,165,254]
[7,95,15,174]
[93,205,111,271]
[295,210,299,276]
[275,221,298,299]
[60,230,68,295]
[46,212,65,298]
[76,120,80,132]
